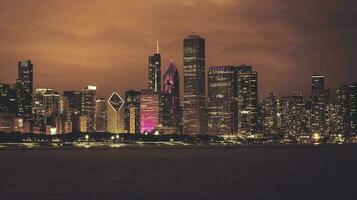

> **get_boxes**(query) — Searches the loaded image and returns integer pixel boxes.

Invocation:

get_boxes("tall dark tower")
[311,75,329,135]
[16,60,33,121]
[162,60,180,132]
[82,85,97,132]
[63,91,82,132]
[183,35,206,135]
[237,65,258,137]
[312,75,325,92]
[148,41,161,93]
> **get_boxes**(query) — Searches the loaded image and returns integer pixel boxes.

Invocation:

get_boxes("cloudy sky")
[0,0,356,99]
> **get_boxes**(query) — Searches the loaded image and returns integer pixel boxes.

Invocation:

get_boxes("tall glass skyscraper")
[148,41,161,93]
[16,60,33,121]
[310,75,329,135]
[162,60,180,132]
[237,65,258,137]
[183,35,206,135]
[82,85,96,132]
[207,66,238,136]
[63,91,82,132]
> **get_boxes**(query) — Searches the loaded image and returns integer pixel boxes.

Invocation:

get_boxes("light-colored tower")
[107,92,124,133]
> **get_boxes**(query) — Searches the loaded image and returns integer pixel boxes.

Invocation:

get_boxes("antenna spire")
[156,40,159,54]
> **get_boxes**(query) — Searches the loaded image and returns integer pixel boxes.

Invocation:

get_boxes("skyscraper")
[63,91,82,112]
[33,88,61,134]
[207,66,238,135]
[43,89,61,134]
[0,83,16,133]
[33,88,53,132]
[312,75,325,91]
[183,35,206,135]
[349,83,357,135]
[237,65,258,137]
[43,90,60,118]
[82,86,96,132]
[140,89,162,134]
[0,83,17,113]
[311,75,329,135]
[260,92,281,136]
[16,60,33,121]
[148,41,161,93]
[280,92,310,140]
[60,96,72,134]
[95,98,107,132]
[107,92,124,133]
[63,91,82,132]
[325,103,339,135]
[336,83,357,136]
[124,90,141,134]
[162,60,180,132]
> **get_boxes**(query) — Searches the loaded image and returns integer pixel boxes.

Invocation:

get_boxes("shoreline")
[1,142,356,150]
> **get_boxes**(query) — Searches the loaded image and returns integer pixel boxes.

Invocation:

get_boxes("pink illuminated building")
[140,90,162,133]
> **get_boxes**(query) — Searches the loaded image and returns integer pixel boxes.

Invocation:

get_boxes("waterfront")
[1,145,357,200]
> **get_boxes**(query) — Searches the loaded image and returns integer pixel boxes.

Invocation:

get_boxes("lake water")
[1,145,357,200]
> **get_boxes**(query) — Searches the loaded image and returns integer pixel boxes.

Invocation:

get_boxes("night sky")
[0,0,356,99]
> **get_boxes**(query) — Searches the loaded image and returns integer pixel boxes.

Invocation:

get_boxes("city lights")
[0,36,356,145]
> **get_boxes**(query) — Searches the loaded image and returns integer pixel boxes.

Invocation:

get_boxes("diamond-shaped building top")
[108,92,124,112]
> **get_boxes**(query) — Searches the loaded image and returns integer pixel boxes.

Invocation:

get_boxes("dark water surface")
[1,146,357,200]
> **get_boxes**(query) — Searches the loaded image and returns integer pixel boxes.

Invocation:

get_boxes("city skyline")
[0,0,356,99]
[1,2,357,200]
[0,31,356,137]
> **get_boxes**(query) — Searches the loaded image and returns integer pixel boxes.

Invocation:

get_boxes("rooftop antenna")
[156,40,159,54]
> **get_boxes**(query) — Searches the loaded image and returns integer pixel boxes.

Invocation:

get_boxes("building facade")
[0,83,17,114]
[162,60,180,133]
[260,92,281,136]
[16,60,33,121]
[140,90,162,134]
[237,65,258,137]
[336,83,357,136]
[95,98,107,132]
[107,92,124,133]
[82,86,96,132]
[33,88,60,133]
[63,91,82,132]
[148,42,161,93]
[280,92,311,139]
[124,90,141,134]
[183,35,206,135]
[207,66,238,135]
[310,75,329,135]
